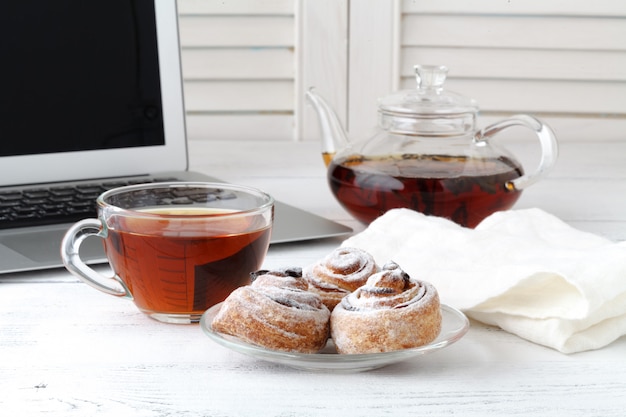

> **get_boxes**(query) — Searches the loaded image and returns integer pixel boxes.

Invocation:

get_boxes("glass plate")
[200,303,469,372]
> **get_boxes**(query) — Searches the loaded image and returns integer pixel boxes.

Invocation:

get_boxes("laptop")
[0,0,351,274]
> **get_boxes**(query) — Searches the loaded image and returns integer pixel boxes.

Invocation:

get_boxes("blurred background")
[177,0,626,143]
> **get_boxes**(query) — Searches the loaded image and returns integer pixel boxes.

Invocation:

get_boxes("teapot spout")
[305,88,349,166]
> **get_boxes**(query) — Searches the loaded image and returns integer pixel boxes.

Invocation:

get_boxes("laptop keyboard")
[0,177,179,229]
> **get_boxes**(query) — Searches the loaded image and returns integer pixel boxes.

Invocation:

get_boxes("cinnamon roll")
[211,268,330,353]
[331,262,442,354]
[303,247,379,310]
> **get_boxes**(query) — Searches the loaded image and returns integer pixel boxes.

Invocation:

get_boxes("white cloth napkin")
[341,208,626,353]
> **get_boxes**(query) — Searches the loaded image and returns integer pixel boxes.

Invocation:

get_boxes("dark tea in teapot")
[328,154,523,228]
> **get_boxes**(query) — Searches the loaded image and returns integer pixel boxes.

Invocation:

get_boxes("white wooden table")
[1,139,625,416]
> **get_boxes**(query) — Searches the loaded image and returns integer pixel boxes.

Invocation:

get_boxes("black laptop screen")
[0,1,165,157]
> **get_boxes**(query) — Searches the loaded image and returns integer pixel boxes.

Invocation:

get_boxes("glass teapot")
[306,65,558,228]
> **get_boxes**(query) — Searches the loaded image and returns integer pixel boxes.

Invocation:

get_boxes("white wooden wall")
[177,0,297,141]
[178,0,626,142]
[395,0,626,142]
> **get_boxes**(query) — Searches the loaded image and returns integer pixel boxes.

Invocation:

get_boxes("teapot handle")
[474,115,558,190]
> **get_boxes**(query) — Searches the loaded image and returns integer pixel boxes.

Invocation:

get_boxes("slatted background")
[399,0,626,140]
[177,0,297,141]
[177,0,626,142]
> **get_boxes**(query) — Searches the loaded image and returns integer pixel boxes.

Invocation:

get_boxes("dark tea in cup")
[61,183,273,323]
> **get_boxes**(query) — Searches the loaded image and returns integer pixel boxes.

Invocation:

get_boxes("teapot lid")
[378,65,478,135]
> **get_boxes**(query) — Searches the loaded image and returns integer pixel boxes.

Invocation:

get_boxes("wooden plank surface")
[177,0,294,15]
[181,49,295,80]
[179,15,295,47]
[183,80,293,112]
[401,48,626,82]
[402,0,626,17]
[401,15,626,51]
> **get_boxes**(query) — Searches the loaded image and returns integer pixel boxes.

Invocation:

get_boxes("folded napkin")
[341,208,626,353]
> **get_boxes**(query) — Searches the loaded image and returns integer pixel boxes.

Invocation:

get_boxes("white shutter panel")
[178,1,624,143]
[177,0,297,141]
[399,0,626,141]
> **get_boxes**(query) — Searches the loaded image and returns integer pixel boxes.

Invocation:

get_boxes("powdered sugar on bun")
[303,247,379,310]
[331,262,442,354]
[211,269,330,353]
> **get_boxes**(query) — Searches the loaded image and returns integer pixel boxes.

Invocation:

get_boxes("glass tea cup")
[61,182,274,324]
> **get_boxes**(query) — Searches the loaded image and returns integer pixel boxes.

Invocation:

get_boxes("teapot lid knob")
[415,65,448,91]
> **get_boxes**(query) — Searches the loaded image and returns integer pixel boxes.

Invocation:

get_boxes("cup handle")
[60,218,131,298]
[474,115,558,190]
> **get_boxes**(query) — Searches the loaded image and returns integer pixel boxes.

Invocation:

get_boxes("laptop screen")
[0,0,188,186]
[0,2,165,157]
